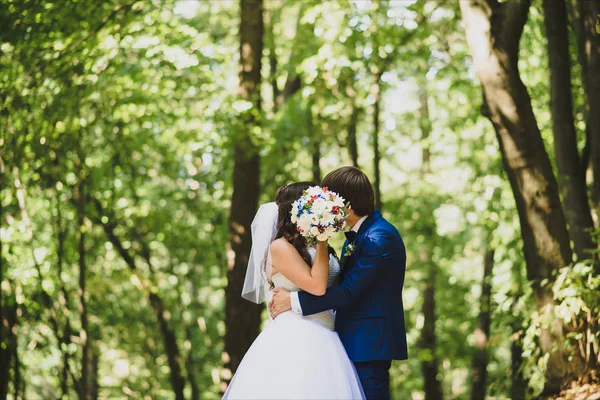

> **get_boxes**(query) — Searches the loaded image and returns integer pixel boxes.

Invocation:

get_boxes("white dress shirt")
[290,215,368,314]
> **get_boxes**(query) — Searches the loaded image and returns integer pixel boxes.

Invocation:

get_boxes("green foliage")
[1,0,596,399]
[516,257,600,398]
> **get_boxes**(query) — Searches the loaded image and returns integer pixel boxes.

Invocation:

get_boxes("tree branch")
[502,0,531,56]
[33,1,139,77]
[274,2,310,107]
[266,6,280,112]
[92,198,138,270]
[483,0,501,10]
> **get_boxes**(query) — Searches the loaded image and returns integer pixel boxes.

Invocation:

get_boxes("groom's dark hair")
[322,166,375,217]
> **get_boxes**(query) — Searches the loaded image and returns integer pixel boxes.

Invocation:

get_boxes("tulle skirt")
[223,311,365,399]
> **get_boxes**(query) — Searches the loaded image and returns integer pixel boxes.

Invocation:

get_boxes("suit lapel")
[339,240,350,272]
[339,210,382,277]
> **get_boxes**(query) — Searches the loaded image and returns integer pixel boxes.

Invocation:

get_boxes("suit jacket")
[298,210,408,362]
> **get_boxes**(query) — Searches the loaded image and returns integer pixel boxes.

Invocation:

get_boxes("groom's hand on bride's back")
[269,288,291,319]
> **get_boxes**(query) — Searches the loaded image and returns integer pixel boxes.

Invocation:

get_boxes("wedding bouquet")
[290,186,348,243]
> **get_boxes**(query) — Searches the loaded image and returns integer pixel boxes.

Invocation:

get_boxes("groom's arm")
[297,230,398,316]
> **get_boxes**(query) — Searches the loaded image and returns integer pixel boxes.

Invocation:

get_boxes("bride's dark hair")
[275,182,315,266]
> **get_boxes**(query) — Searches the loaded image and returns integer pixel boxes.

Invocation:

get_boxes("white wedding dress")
[223,248,365,399]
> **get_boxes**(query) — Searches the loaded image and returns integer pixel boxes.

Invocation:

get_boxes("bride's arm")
[270,239,329,296]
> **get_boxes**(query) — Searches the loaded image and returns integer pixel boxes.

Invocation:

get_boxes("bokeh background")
[1,0,599,399]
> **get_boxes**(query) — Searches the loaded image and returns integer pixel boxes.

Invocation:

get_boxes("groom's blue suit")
[298,210,407,399]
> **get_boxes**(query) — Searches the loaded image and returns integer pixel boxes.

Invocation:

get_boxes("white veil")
[241,202,279,304]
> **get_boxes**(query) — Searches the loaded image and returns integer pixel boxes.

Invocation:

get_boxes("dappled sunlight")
[2,0,598,399]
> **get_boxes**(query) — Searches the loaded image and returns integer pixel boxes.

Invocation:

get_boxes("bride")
[223,182,365,399]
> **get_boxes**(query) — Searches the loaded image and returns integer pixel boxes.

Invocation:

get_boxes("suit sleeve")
[298,230,394,316]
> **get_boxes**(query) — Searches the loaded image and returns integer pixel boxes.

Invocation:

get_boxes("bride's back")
[271,247,340,330]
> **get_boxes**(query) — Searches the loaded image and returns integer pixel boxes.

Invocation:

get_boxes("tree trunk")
[0,162,7,400]
[277,2,309,107]
[372,71,383,210]
[419,87,431,178]
[13,169,74,398]
[310,107,321,183]
[93,201,186,400]
[510,260,527,399]
[0,282,17,400]
[148,293,186,400]
[543,0,595,261]
[90,346,99,400]
[55,194,72,399]
[0,167,16,400]
[266,7,279,113]
[471,250,494,400]
[312,141,321,184]
[282,75,301,104]
[224,0,264,385]
[576,1,600,212]
[13,315,21,400]
[76,135,90,400]
[348,104,360,168]
[570,1,600,275]
[421,277,443,400]
[185,325,200,400]
[182,256,202,400]
[511,331,527,400]
[566,0,591,176]
[418,83,443,400]
[460,1,571,393]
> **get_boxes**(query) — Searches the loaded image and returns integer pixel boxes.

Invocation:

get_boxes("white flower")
[306,186,322,197]
[289,186,348,243]
[316,233,328,241]
[311,199,326,214]
[321,213,335,225]
[298,219,311,232]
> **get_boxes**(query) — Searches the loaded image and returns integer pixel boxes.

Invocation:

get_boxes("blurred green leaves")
[2,0,597,398]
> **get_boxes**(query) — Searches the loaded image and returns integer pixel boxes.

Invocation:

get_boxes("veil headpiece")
[241,202,279,304]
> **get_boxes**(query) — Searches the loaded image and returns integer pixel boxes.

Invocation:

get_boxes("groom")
[269,166,408,399]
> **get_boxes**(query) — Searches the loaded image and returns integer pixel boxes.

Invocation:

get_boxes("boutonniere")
[344,243,356,257]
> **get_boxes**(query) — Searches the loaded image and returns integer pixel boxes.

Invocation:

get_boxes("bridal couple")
[223,166,408,400]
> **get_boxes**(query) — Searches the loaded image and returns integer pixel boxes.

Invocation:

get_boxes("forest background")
[1,0,599,399]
